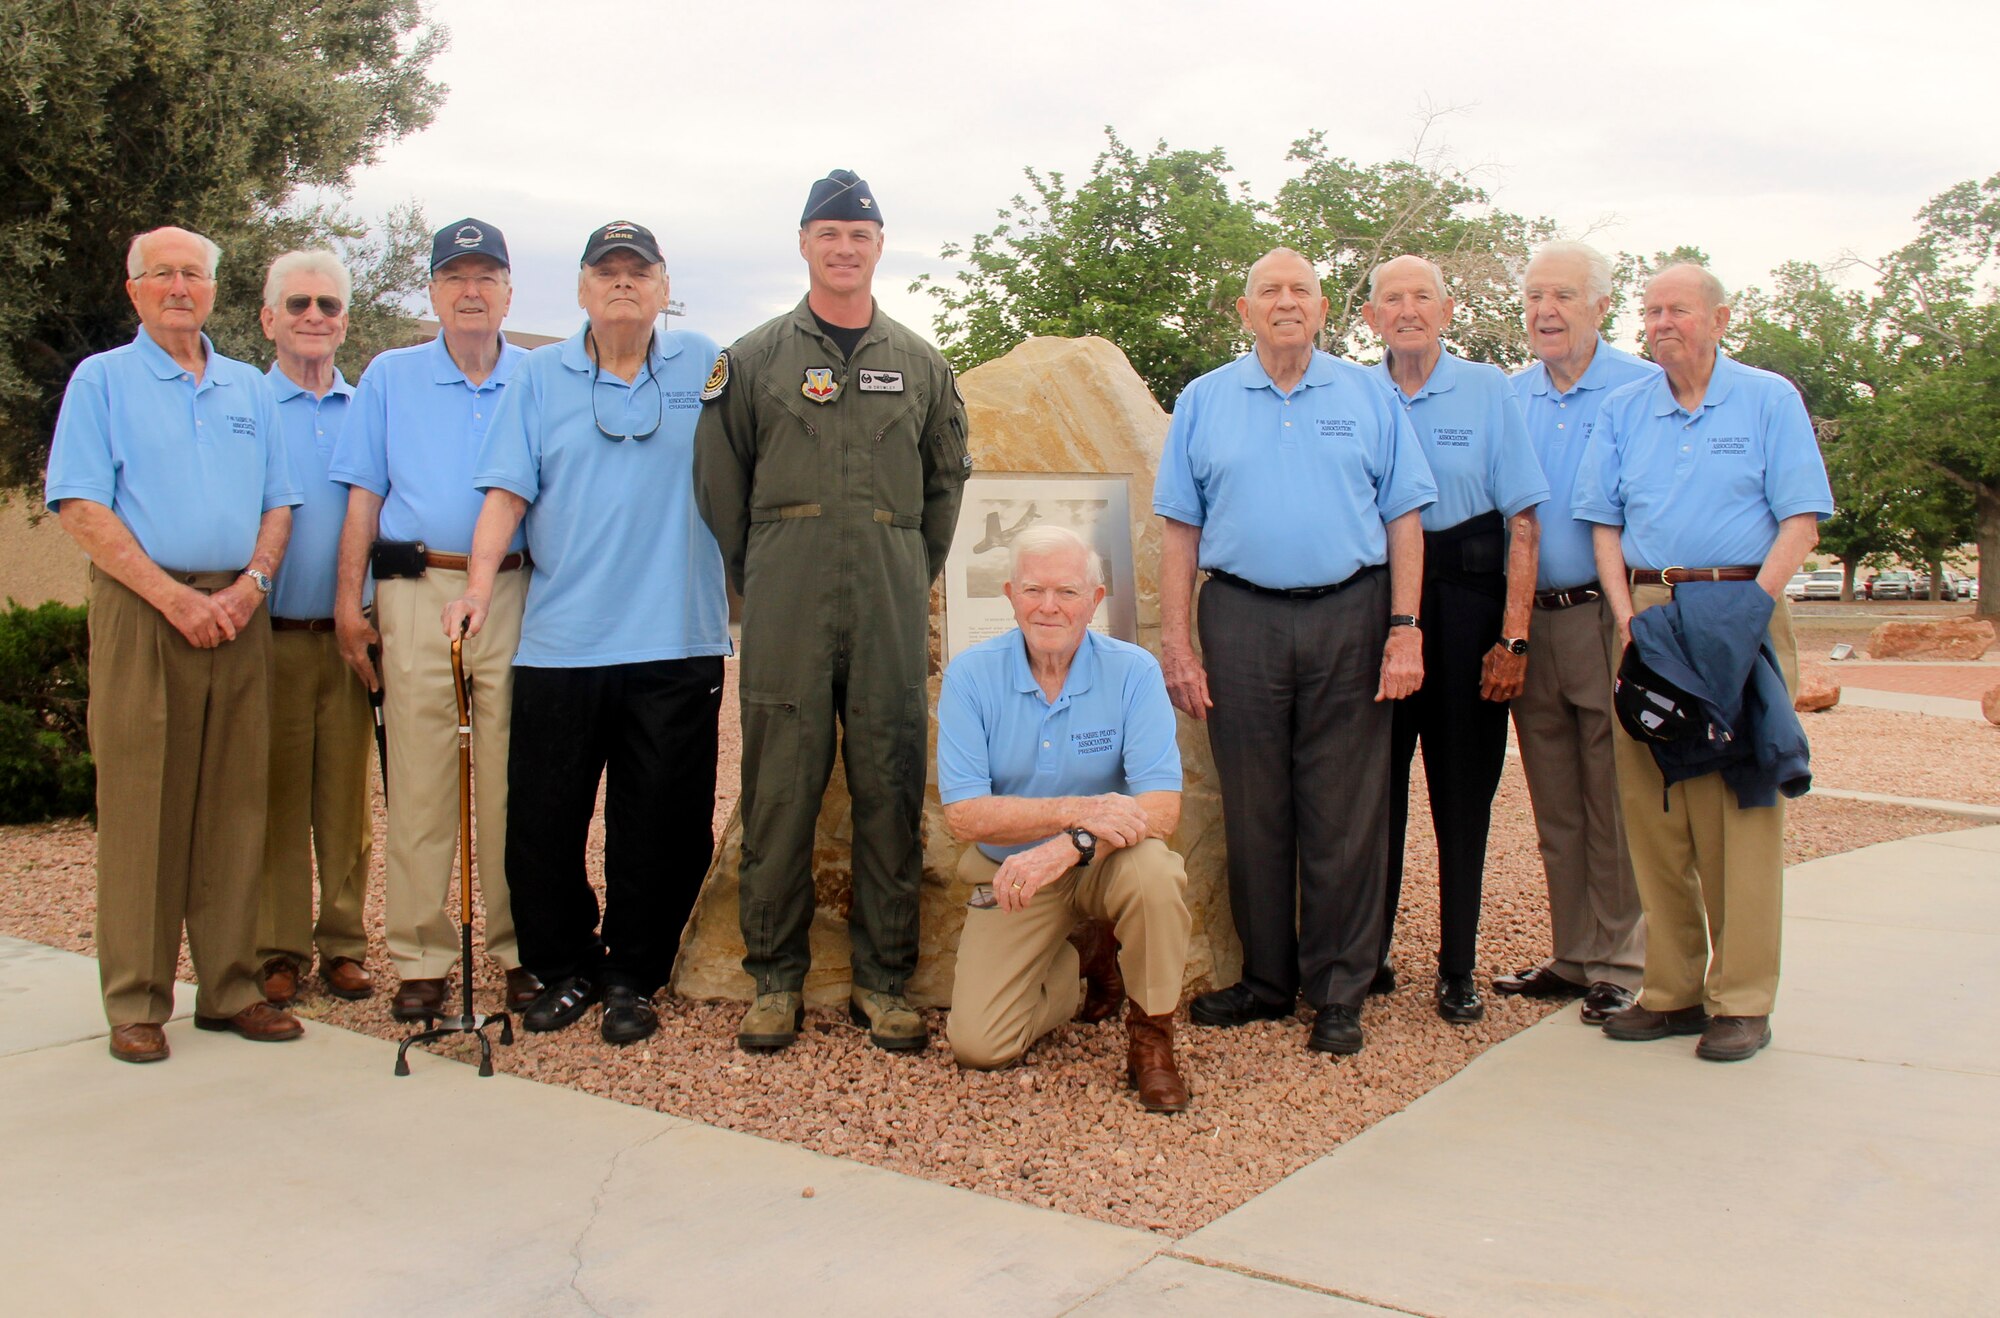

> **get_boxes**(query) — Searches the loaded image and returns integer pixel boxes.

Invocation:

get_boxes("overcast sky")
[344,0,2000,350]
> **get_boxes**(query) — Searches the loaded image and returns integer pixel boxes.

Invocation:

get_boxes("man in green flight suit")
[696,169,970,1054]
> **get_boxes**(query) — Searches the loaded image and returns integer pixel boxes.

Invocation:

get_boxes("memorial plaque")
[943,472,1137,661]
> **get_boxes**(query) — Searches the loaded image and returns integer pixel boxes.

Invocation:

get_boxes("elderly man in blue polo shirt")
[1576,262,1832,1063]
[46,225,305,1062]
[940,526,1191,1110]
[330,219,540,1023]
[254,249,376,1006]
[443,222,729,1046]
[1499,241,1661,1026]
[1157,247,1435,1059]
[1363,254,1549,1026]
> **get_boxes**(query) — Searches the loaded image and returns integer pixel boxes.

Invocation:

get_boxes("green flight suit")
[695,297,969,995]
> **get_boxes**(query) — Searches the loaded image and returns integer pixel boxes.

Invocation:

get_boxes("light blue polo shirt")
[267,365,361,619]
[937,629,1183,863]
[475,325,731,668]
[329,333,528,554]
[45,328,300,572]
[1512,339,1661,590]
[1372,349,1548,532]
[1154,350,1436,589]
[1574,349,1834,569]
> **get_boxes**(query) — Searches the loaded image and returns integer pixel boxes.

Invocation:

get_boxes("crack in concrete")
[566,1127,675,1316]
[1160,1249,1439,1315]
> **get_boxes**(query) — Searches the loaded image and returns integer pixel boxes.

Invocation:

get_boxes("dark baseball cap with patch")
[430,219,511,273]
[581,221,663,266]
[1613,646,1701,744]
[800,169,881,226]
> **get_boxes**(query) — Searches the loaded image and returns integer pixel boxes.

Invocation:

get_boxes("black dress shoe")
[1436,974,1485,1023]
[1189,982,1293,1027]
[1307,1003,1364,1056]
[1367,964,1397,996]
[523,975,599,1033]
[600,986,658,1045]
[1579,981,1637,1025]
[1492,964,1588,999]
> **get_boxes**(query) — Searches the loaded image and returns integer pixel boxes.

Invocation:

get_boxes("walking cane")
[395,619,513,1076]
[366,642,388,799]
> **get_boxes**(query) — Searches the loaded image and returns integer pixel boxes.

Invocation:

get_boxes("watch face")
[1075,829,1095,848]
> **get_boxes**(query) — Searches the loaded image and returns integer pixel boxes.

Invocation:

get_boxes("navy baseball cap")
[430,218,510,274]
[801,169,881,225]
[581,220,663,266]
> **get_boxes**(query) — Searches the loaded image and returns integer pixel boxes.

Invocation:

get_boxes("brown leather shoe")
[260,957,300,1006]
[1068,919,1125,1023]
[1697,1014,1773,1062]
[321,956,374,1001]
[194,1001,304,1042]
[505,967,544,1012]
[1602,1002,1709,1041]
[391,977,447,1021]
[1125,1001,1190,1113]
[108,1023,169,1063]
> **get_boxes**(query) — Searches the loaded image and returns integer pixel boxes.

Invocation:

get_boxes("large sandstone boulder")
[1865,617,1996,661]
[1794,664,1841,713]
[673,336,1241,1006]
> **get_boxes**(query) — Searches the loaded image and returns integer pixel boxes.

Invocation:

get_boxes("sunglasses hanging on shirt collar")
[585,328,664,443]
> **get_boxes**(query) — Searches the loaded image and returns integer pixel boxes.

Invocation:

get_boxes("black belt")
[1535,583,1601,610]
[1206,563,1384,600]
[271,616,337,633]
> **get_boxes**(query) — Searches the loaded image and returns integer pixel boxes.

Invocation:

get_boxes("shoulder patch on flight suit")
[700,351,730,401]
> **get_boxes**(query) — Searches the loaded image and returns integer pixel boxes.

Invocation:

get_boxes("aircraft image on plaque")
[944,473,1135,660]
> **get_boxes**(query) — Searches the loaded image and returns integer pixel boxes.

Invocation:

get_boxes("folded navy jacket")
[1627,580,1812,809]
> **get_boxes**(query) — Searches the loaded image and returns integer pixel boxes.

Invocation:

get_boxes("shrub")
[0,600,93,823]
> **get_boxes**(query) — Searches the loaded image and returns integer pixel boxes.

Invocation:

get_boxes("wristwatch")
[241,569,272,595]
[1064,827,1097,868]
[1388,613,1420,630]
[1499,636,1529,655]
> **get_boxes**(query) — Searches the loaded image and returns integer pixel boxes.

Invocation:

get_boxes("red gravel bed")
[0,685,1983,1236]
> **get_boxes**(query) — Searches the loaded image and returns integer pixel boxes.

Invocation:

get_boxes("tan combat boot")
[737,990,804,1053]
[1126,1001,1190,1113]
[849,988,929,1053]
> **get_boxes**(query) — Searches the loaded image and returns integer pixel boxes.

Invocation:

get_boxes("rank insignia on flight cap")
[802,367,839,404]
[701,351,730,401]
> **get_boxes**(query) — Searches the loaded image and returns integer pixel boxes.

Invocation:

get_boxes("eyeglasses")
[586,329,664,443]
[139,267,214,286]
[283,294,345,317]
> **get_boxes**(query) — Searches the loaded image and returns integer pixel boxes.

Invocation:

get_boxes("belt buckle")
[1661,564,1686,587]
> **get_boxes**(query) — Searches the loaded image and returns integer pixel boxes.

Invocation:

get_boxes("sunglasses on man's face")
[283,294,345,317]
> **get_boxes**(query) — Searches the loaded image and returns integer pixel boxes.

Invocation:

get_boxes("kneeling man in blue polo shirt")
[1576,263,1832,1063]
[443,222,730,1045]
[940,527,1192,1112]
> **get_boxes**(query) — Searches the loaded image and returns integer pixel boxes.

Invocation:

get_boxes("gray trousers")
[1509,595,1644,987]
[1199,571,1391,1011]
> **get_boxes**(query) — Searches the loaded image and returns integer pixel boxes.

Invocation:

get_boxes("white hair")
[263,249,352,310]
[126,227,221,279]
[1366,255,1448,302]
[1009,525,1103,588]
[1649,261,1729,311]
[1523,240,1614,304]
[1243,247,1322,301]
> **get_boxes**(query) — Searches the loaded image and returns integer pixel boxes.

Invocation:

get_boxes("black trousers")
[506,656,724,995]
[1381,571,1509,977]
[1199,570,1391,1012]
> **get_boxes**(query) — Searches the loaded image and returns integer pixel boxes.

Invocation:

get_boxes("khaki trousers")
[1511,596,1645,988]
[947,837,1190,1070]
[374,567,525,978]
[1611,584,1798,1017]
[258,629,373,968]
[87,567,270,1025]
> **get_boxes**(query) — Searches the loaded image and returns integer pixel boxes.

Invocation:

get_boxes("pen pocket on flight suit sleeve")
[741,691,801,805]
[925,413,971,494]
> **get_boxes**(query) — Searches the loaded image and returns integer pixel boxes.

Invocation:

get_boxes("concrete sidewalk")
[4,828,1995,1316]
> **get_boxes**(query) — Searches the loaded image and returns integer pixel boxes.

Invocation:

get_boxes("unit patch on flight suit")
[802,367,839,404]
[701,351,730,401]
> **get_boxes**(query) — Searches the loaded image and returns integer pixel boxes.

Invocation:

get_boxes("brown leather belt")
[1535,583,1602,610]
[424,550,527,573]
[271,617,337,633]
[1629,566,1760,586]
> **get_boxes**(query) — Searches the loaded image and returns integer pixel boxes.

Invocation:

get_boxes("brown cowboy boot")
[1069,918,1125,1023]
[1125,1001,1190,1113]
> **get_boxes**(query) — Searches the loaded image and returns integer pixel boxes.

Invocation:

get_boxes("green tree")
[911,128,1271,407]
[0,0,447,492]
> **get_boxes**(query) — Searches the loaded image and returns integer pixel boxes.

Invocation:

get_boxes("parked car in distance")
[1871,571,1914,601]
[1801,569,1845,601]
[1963,576,1981,602]
[1784,573,1811,601]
